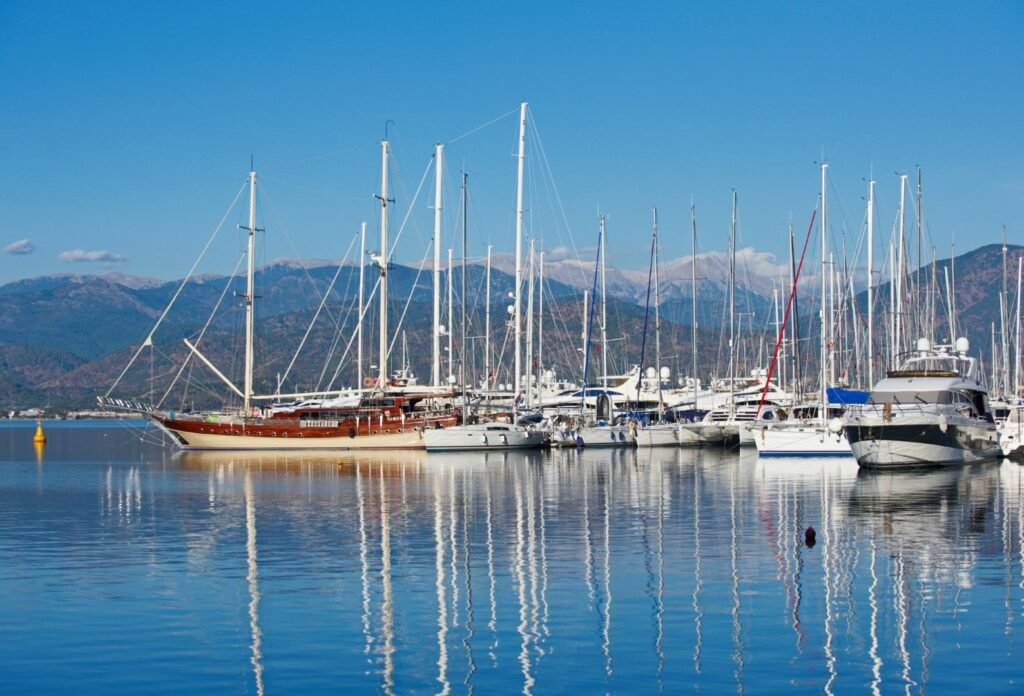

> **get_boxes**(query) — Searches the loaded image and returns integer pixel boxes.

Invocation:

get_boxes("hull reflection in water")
[4,423,1024,693]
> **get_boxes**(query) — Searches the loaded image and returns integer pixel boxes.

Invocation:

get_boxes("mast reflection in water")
[1,422,1024,692]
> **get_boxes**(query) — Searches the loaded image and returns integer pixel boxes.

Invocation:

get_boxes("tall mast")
[896,174,906,354]
[652,208,663,417]
[525,239,535,408]
[600,215,609,386]
[581,283,588,375]
[485,245,492,393]
[889,239,896,357]
[461,172,468,424]
[772,285,781,388]
[789,218,801,400]
[447,247,454,383]
[819,164,828,425]
[691,205,698,409]
[432,144,444,387]
[538,250,545,408]
[729,191,737,419]
[1002,227,1009,396]
[950,245,957,340]
[828,252,835,386]
[243,168,257,414]
[1015,256,1022,398]
[915,167,923,344]
[358,221,366,390]
[375,139,391,391]
[867,178,875,386]
[513,101,527,398]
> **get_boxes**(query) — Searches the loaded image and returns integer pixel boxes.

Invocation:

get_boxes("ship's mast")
[375,140,391,391]
[514,101,527,398]
[1002,227,1009,396]
[896,174,907,356]
[243,168,257,415]
[448,247,454,383]
[600,215,609,387]
[485,245,492,394]
[461,172,468,424]
[690,205,698,409]
[432,144,444,388]
[525,239,535,408]
[1015,256,1022,398]
[819,164,828,426]
[867,178,875,386]
[653,208,663,417]
[789,218,801,400]
[538,250,545,408]
[358,221,366,390]
[729,191,737,419]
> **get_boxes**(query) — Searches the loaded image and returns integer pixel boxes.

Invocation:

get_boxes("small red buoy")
[805,526,817,548]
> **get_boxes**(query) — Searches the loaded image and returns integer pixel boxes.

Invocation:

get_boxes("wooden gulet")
[153,153,459,450]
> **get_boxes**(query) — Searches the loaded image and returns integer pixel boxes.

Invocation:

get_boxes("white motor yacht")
[845,338,1001,468]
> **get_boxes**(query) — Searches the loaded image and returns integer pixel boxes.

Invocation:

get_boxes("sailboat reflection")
[244,470,265,696]
[142,440,1024,692]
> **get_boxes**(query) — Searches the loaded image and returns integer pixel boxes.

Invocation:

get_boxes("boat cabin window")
[867,390,953,405]
[904,357,960,372]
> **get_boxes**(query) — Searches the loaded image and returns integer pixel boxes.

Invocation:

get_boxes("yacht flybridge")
[845,338,1001,468]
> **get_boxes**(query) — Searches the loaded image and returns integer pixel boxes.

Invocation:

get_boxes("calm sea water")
[2,420,1024,694]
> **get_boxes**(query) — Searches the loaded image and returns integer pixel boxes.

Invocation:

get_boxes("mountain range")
[0,243,1019,411]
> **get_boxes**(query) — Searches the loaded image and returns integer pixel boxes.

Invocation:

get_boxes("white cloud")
[58,249,128,263]
[2,239,35,255]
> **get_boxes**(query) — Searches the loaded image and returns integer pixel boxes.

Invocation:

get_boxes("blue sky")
[1,1,1021,285]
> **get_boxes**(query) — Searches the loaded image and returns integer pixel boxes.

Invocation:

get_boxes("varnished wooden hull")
[152,413,459,450]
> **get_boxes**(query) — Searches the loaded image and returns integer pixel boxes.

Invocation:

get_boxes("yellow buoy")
[33,420,46,444]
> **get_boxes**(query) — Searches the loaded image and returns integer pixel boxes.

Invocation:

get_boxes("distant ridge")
[1,244,1020,410]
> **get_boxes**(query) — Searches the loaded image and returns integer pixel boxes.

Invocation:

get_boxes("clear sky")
[1,1,1021,285]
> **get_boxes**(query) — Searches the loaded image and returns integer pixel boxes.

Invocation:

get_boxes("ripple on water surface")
[0,423,1022,692]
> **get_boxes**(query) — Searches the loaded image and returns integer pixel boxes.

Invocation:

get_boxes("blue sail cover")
[826,387,869,405]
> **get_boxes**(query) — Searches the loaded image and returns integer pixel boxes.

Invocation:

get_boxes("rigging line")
[388,156,434,263]
[106,179,248,397]
[387,148,429,251]
[580,239,603,413]
[260,172,365,202]
[527,112,587,289]
[324,275,383,391]
[636,232,657,405]
[757,200,819,417]
[276,231,360,392]
[446,106,520,146]
[259,180,343,323]
[154,250,245,408]
[385,241,432,364]
[314,257,362,387]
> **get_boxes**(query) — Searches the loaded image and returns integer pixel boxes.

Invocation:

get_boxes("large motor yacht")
[845,338,1001,468]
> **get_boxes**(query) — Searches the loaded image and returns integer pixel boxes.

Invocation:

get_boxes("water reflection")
[6,428,1024,693]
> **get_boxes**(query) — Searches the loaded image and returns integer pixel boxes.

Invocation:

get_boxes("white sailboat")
[425,170,545,452]
[567,214,637,447]
[755,164,852,457]
[637,208,680,447]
